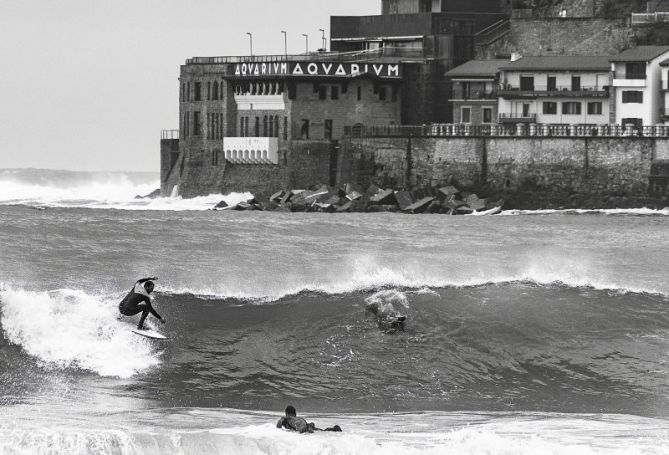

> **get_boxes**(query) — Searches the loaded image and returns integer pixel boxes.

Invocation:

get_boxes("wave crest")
[0,288,160,378]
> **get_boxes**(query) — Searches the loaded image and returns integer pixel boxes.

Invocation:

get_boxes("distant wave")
[502,207,669,216]
[0,168,251,211]
[0,288,160,378]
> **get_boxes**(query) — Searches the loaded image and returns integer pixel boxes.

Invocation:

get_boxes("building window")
[187,82,191,101]
[269,115,274,137]
[300,119,310,139]
[571,76,581,91]
[520,76,534,91]
[319,86,327,100]
[587,102,602,115]
[275,116,280,138]
[543,102,557,115]
[562,102,581,115]
[194,82,201,101]
[193,111,201,136]
[207,82,211,100]
[357,86,362,101]
[483,107,493,123]
[288,82,296,100]
[461,107,471,123]
[342,83,348,94]
[331,86,339,100]
[181,83,185,102]
[625,62,646,79]
[379,86,387,101]
[284,116,288,140]
[547,75,556,91]
[213,82,219,100]
[324,119,333,140]
[461,82,471,99]
[622,91,643,103]
[263,115,268,136]
[255,117,260,137]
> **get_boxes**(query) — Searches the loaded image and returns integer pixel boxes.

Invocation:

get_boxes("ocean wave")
[0,168,252,210]
[0,288,160,378]
[502,207,669,216]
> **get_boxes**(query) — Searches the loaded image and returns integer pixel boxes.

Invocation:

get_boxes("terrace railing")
[344,123,669,138]
[631,12,669,25]
[161,129,179,140]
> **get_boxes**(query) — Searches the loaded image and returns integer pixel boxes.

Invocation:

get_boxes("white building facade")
[497,56,611,126]
[610,45,669,127]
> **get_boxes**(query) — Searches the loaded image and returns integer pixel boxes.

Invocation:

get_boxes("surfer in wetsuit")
[118,277,165,330]
[276,405,341,433]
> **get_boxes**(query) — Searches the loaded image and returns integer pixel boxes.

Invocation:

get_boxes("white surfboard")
[131,328,167,340]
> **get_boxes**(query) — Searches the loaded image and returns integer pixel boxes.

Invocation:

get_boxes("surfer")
[118,277,165,330]
[365,301,406,333]
[276,406,341,433]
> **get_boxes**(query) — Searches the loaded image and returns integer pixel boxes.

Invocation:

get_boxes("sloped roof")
[610,46,669,62]
[446,59,507,77]
[499,56,611,71]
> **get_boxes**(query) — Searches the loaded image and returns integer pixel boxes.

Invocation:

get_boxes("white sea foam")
[0,288,160,378]
[502,207,669,216]
[159,251,667,302]
[0,169,253,210]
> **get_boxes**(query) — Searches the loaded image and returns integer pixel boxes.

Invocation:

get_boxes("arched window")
[244,150,249,159]
[263,150,268,159]
[275,116,280,137]
[269,115,274,137]
[263,116,268,137]
[213,82,218,100]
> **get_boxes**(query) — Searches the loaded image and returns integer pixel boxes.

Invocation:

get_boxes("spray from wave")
[0,288,160,378]
[0,169,251,210]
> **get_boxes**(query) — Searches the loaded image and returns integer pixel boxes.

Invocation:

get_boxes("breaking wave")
[0,168,251,210]
[0,288,161,378]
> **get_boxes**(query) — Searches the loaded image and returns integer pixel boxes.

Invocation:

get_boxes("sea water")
[1,169,669,454]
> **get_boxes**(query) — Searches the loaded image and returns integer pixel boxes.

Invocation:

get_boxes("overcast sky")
[0,0,378,171]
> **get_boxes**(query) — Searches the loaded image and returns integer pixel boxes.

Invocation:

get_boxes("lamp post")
[318,28,326,51]
[281,30,287,57]
[246,32,253,56]
[302,33,308,54]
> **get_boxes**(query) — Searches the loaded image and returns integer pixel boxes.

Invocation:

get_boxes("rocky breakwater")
[213,183,504,215]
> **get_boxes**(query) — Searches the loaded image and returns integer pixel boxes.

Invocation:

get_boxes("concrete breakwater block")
[370,189,397,205]
[394,191,414,211]
[404,197,436,214]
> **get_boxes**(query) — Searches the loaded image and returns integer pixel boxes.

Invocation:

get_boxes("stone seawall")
[337,137,669,209]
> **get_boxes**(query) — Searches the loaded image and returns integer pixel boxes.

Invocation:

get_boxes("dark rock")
[269,190,285,203]
[370,189,397,205]
[366,184,381,197]
[213,200,229,210]
[368,204,399,212]
[404,197,435,214]
[314,202,336,213]
[336,201,353,212]
[395,191,413,211]
[427,201,442,213]
[135,189,161,199]
[438,186,460,201]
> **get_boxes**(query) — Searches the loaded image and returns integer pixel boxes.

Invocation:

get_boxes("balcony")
[498,113,537,123]
[450,90,498,101]
[498,85,608,98]
[631,12,669,25]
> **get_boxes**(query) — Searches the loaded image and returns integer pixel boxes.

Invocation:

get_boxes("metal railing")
[186,47,425,65]
[451,91,498,100]
[631,12,669,24]
[498,113,537,121]
[343,123,669,138]
[161,129,179,140]
[613,72,647,80]
[499,85,607,92]
[474,19,511,46]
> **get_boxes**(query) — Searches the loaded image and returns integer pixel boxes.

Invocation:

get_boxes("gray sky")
[0,0,378,171]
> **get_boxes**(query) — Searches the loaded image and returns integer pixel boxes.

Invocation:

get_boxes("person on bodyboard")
[118,277,165,330]
[276,405,341,433]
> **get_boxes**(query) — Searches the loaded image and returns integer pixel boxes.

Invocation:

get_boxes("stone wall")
[338,136,665,207]
[168,140,334,200]
[477,17,634,58]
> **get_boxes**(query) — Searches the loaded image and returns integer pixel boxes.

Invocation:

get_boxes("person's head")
[144,281,155,293]
[285,405,296,417]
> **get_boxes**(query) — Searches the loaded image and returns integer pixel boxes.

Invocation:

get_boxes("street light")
[246,32,253,56]
[318,28,326,51]
[302,33,308,54]
[281,30,287,57]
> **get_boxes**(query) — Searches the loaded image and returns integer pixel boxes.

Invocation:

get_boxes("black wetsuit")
[118,278,162,329]
[276,416,341,433]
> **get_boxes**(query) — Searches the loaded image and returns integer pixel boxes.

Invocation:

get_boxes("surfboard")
[131,328,167,340]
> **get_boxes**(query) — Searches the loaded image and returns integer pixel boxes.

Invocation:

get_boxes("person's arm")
[276,417,286,429]
[142,296,165,323]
